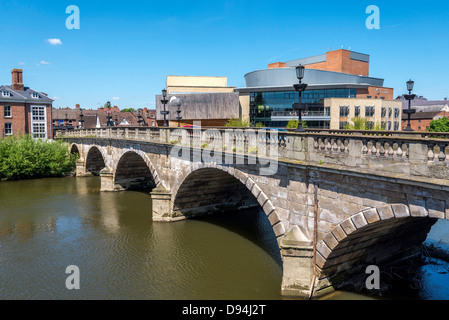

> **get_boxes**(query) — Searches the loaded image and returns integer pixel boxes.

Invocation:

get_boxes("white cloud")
[47,38,63,46]
[112,97,120,100]
[40,60,51,65]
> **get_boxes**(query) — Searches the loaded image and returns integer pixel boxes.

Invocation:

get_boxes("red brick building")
[0,69,53,139]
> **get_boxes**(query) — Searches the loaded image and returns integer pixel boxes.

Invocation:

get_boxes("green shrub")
[0,135,78,181]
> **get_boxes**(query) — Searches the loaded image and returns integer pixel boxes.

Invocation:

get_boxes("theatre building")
[236,49,402,130]
[0,69,53,138]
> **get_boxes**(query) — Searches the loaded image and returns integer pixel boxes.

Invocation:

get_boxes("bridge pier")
[75,159,92,177]
[100,168,115,192]
[150,185,181,222]
[279,226,321,299]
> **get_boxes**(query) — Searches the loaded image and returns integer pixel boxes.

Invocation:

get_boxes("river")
[0,176,448,300]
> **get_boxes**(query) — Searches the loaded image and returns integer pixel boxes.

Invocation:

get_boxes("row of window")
[340,121,400,130]
[339,106,401,118]
[2,91,40,98]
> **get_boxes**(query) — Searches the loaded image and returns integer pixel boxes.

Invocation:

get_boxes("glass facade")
[250,88,357,128]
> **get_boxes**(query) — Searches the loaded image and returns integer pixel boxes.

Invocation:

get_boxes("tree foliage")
[0,135,78,181]
[122,108,136,112]
[428,117,449,132]
[225,118,251,127]
[286,119,308,129]
[344,117,384,131]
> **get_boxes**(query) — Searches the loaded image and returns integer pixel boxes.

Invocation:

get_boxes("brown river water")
[0,176,448,300]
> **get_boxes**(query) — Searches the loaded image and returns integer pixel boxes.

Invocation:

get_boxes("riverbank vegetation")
[0,135,78,181]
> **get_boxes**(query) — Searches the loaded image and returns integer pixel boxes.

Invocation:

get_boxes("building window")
[340,106,349,117]
[339,122,348,130]
[5,123,12,136]
[394,108,400,119]
[31,93,40,99]
[31,105,47,139]
[394,122,400,131]
[381,107,386,118]
[325,107,330,116]
[32,123,46,138]
[367,121,374,130]
[354,106,360,117]
[365,106,375,117]
[388,108,392,118]
[2,91,11,97]
[418,126,421,130]
[4,106,11,118]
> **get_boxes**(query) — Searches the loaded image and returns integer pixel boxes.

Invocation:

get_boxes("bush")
[0,135,78,181]
[286,119,308,129]
[428,117,449,132]
[225,118,251,128]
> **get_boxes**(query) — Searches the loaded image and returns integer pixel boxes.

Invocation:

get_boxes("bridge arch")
[315,203,445,292]
[171,163,284,239]
[70,143,81,158]
[85,145,107,176]
[113,150,160,191]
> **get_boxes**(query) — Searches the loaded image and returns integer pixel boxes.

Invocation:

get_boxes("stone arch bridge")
[60,127,449,299]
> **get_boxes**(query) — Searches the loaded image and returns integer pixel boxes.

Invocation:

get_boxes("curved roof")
[244,68,384,89]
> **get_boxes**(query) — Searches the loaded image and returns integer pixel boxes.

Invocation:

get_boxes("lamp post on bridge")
[403,79,416,132]
[293,65,308,132]
[160,89,169,127]
[79,108,84,129]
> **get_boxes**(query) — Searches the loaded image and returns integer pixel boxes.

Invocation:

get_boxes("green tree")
[344,117,384,131]
[286,119,308,129]
[122,108,136,112]
[428,117,449,132]
[0,135,78,181]
[225,118,251,127]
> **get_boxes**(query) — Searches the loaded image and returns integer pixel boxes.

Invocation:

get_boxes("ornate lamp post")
[170,97,182,128]
[114,114,119,126]
[160,89,169,127]
[292,65,308,132]
[79,108,84,129]
[137,109,146,126]
[403,79,416,132]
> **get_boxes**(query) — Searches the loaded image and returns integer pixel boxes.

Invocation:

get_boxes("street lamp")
[292,65,308,132]
[106,102,114,127]
[160,89,169,127]
[403,79,416,132]
[137,109,146,126]
[79,108,84,129]
[170,97,182,128]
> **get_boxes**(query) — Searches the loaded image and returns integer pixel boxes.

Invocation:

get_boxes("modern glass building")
[236,49,397,129]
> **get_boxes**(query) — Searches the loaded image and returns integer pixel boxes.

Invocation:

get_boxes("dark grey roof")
[0,85,53,103]
[397,95,449,110]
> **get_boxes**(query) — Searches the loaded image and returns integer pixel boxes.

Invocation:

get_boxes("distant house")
[397,96,449,131]
[0,69,54,139]
[53,104,154,135]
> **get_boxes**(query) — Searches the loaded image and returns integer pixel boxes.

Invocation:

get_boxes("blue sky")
[1,0,449,109]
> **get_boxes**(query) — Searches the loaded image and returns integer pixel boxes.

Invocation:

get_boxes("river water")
[0,176,448,300]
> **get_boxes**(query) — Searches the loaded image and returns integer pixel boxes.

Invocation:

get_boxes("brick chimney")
[11,69,24,91]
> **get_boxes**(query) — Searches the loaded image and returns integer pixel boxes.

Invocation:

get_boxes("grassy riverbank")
[0,135,78,181]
